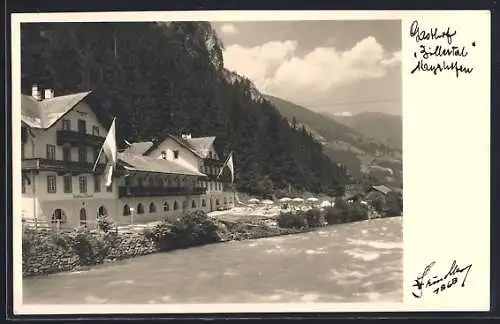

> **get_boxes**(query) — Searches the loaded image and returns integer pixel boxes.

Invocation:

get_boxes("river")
[23,217,403,304]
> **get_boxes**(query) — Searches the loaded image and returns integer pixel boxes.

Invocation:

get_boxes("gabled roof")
[185,136,217,158]
[143,134,205,159]
[21,91,92,129]
[370,185,393,195]
[122,141,154,155]
[118,152,206,177]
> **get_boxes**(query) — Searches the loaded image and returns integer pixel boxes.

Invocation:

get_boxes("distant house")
[345,184,401,204]
[365,185,399,202]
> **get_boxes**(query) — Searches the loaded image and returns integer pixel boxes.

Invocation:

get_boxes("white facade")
[21,89,235,229]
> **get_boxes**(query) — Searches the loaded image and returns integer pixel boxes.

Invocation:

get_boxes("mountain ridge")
[264,94,402,188]
[322,111,402,150]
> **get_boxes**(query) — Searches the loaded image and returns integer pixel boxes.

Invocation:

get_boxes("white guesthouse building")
[21,86,235,229]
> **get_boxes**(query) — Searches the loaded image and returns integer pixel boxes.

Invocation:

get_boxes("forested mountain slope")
[21,22,349,197]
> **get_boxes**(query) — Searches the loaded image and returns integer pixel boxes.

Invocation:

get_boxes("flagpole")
[94,116,116,172]
[92,146,104,172]
[217,151,232,180]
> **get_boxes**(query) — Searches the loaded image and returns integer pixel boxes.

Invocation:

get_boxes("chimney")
[31,85,41,101]
[181,133,192,140]
[44,88,54,99]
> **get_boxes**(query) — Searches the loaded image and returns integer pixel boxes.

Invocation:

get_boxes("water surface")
[23,217,403,304]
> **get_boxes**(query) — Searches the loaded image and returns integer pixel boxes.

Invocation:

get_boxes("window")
[149,177,155,187]
[209,182,213,191]
[138,178,143,187]
[77,119,86,133]
[176,178,181,187]
[202,199,206,207]
[92,126,99,136]
[173,150,179,159]
[167,178,172,186]
[137,203,144,214]
[79,175,87,193]
[209,151,213,159]
[216,199,220,206]
[63,175,72,193]
[46,145,56,160]
[97,206,108,218]
[106,183,113,192]
[149,203,156,213]
[62,147,71,161]
[51,209,67,224]
[161,151,167,160]
[173,201,179,210]
[62,119,71,131]
[79,208,87,227]
[94,175,101,192]
[156,178,163,187]
[123,204,131,216]
[47,175,56,193]
[22,177,26,194]
[163,202,170,212]
[21,143,25,160]
[191,200,197,208]
[78,147,87,163]
[224,197,228,205]
[125,177,131,186]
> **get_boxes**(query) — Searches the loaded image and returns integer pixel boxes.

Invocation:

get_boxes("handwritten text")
[412,260,472,298]
[409,20,474,78]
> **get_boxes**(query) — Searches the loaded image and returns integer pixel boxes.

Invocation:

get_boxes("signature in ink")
[410,20,457,45]
[412,260,472,298]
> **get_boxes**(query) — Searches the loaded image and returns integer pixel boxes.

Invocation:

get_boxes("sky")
[212,20,401,116]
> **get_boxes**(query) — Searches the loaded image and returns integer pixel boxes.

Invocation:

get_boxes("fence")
[22,217,103,234]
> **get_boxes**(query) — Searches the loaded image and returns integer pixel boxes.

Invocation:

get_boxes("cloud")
[219,23,238,35]
[223,37,401,105]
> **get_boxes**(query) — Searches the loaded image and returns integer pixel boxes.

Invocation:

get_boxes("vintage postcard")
[11,10,490,315]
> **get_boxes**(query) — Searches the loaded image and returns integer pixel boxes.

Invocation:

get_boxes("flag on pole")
[102,118,117,187]
[217,151,234,184]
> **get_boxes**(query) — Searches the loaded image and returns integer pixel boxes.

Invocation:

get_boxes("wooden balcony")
[22,158,106,175]
[203,158,223,167]
[118,186,207,198]
[56,130,105,148]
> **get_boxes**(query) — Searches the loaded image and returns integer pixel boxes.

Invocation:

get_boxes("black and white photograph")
[12,10,490,314]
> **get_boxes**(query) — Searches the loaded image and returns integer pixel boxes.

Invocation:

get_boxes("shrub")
[97,215,115,233]
[277,211,308,229]
[148,210,224,251]
[147,220,177,251]
[324,207,340,225]
[368,195,386,214]
[304,208,324,227]
[65,228,109,266]
[348,202,369,222]
[383,192,403,217]
[325,199,369,224]
[22,227,38,257]
[326,199,349,225]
